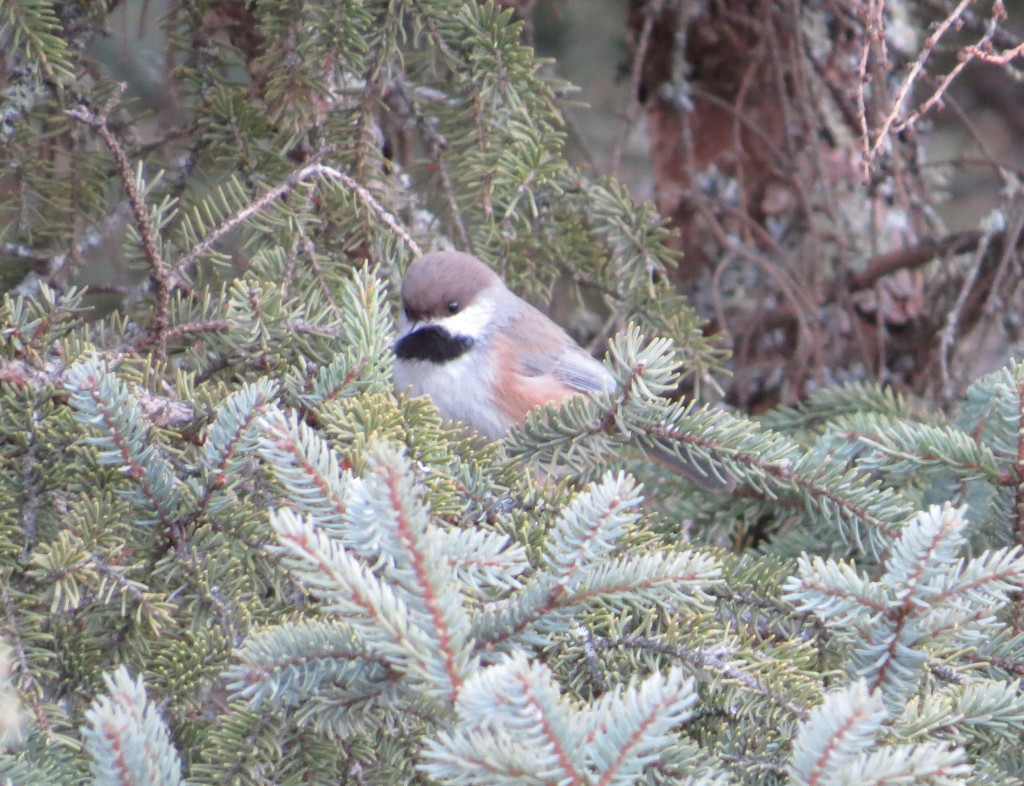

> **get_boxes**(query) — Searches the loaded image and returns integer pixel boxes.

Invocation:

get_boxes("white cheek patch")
[433,298,494,340]
[396,296,495,342]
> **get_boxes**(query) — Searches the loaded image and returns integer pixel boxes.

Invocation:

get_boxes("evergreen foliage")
[0,1,1022,785]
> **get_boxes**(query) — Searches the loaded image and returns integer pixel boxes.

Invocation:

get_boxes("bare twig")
[964,39,1024,64]
[865,0,973,167]
[895,2,1003,135]
[280,320,345,339]
[163,320,233,343]
[67,85,172,357]
[611,0,663,176]
[856,0,888,177]
[172,160,422,284]
[726,228,985,338]
[844,229,984,294]
[297,225,342,318]
[938,230,994,404]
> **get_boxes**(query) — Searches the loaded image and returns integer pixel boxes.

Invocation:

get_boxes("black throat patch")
[395,325,474,363]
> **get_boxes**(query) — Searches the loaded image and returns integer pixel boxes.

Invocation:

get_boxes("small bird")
[393,251,731,491]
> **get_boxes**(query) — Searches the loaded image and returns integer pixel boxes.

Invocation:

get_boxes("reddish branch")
[382,461,463,699]
[264,418,348,518]
[840,230,984,296]
[732,228,986,336]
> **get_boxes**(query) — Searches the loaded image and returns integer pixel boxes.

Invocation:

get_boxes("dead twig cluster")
[625,0,1024,409]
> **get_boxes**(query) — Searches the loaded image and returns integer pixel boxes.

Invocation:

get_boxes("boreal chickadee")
[393,251,732,491]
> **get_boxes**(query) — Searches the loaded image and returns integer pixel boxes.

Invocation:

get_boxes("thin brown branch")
[842,230,984,295]
[895,3,1003,135]
[280,320,345,339]
[725,229,985,339]
[163,319,233,343]
[312,165,423,258]
[866,0,973,167]
[939,231,991,403]
[611,0,662,175]
[297,226,343,319]
[67,85,172,358]
[964,39,1024,64]
[172,160,421,286]
[172,161,326,277]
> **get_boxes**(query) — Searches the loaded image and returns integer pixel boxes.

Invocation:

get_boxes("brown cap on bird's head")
[400,251,500,323]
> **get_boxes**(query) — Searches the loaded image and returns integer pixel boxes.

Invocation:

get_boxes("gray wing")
[552,346,616,394]
[506,300,616,394]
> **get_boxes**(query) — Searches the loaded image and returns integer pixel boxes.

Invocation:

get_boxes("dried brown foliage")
[622,0,1024,410]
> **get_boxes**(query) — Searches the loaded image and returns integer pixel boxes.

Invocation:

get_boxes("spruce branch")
[314,165,423,257]
[288,264,393,412]
[762,382,918,434]
[262,441,491,703]
[390,79,472,251]
[259,407,354,534]
[83,555,175,635]
[1016,373,1024,545]
[784,504,1024,710]
[0,0,75,84]
[269,506,471,702]
[827,413,1003,481]
[348,442,473,699]
[171,164,328,278]
[195,379,277,517]
[64,355,190,527]
[422,652,589,785]
[0,584,51,740]
[420,652,699,786]
[788,680,969,786]
[295,225,342,318]
[900,676,1024,745]
[541,472,644,580]
[432,527,530,595]
[475,548,722,649]
[6,3,1024,782]
[791,681,887,783]
[582,665,697,786]
[82,668,183,786]
[225,619,396,718]
[27,530,175,635]
[508,326,909,552]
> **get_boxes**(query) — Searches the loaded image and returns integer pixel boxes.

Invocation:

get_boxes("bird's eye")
[447,301,460,314]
